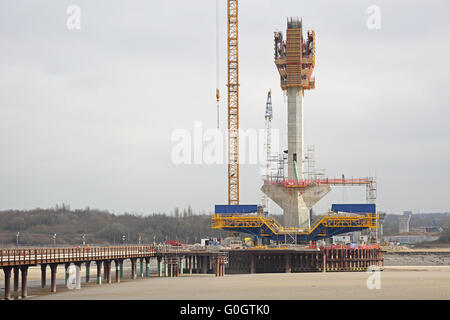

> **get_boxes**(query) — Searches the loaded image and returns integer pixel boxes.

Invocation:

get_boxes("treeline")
[2,206,450,247]
[0,206,227,247]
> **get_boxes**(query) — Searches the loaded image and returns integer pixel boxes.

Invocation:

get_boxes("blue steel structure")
[331,204,376,214]
[215,205,259,214]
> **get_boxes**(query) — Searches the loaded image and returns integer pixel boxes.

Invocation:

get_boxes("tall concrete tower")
[261,17,330,228]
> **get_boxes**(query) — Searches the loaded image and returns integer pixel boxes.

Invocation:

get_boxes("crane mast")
[227,0,239,205]
[261,90,273,215]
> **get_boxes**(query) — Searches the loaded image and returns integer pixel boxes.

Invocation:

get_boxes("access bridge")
[0,245,226,300]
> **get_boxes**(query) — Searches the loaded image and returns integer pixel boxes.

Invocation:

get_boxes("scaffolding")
[366,177,377,204]
[261,90,273,215]
[304,145,316,181]
[274,17,315,93]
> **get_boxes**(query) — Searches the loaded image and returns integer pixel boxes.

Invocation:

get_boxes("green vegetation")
[0,206,226,247]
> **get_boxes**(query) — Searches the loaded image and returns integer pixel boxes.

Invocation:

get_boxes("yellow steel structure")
[212,213,379,241]
[227,0,239,205]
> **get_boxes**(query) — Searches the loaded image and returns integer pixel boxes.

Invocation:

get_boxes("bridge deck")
[0,246,225,267]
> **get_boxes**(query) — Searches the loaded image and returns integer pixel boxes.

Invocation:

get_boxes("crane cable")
[215,0,220,129]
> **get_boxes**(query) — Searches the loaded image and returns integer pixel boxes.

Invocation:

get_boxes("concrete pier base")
[115,260,120,283]
[180,258,184,275]
[74,263,82,289]
[131,259,136,280]
[64,263,70,286]
[194,256,199,274]
[202,256,207,274]
[20,266,28,298]
[145,258,150,278]
[189,256,192,274]
[13,267,19,298]
[85,262,90,283]
[105,260,112,284]
[50,264,57,293]
[96,261,102,285]
[41,264,47,288]
[3,267,12,300]
[261,184,331,228]
[157,257,162,277]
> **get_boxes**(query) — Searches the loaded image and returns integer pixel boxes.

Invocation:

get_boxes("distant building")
[378,212,386,236]
[398,213,412,233]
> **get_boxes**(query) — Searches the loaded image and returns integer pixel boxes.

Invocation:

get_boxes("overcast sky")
[0,0,449,216]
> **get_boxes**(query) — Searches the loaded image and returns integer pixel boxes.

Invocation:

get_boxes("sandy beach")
[24,267,450,300]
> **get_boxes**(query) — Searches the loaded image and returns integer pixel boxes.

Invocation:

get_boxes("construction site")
[2,1,450,303]
[0,2,386,301]
[210,1,381,261]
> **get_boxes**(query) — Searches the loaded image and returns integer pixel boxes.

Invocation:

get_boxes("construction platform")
[1,244,383,299]
[212,212,379,243]
[224,246,383,274]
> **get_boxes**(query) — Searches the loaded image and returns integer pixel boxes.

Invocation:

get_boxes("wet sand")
[30,267,450,300]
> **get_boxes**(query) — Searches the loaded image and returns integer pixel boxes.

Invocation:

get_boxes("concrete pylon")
[272,81,330,228]
[287,87,304,181]
[261,183,330,228]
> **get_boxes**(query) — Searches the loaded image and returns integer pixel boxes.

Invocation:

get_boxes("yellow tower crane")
[227,0,239,205]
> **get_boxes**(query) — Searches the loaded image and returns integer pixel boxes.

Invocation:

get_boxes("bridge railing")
[263,178,374,188]
[0,246,156,267]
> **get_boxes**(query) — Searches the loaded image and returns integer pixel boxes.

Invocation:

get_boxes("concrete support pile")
[225,248,383,274]
[130,259,136,280]
[114,260,121,283]
[96,261,102,285]
[1,247,235,300]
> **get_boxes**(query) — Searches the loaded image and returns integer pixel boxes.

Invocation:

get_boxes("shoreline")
[0,265,448,300]
[29,269,450,300]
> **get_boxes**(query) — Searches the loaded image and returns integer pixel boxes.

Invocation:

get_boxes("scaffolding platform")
[212,212,379,243]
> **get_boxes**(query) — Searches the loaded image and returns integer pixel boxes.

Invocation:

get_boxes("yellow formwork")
[212,213,379,237]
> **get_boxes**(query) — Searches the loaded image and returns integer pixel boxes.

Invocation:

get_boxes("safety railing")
[263,178,374,188]
[0,246,156,267]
